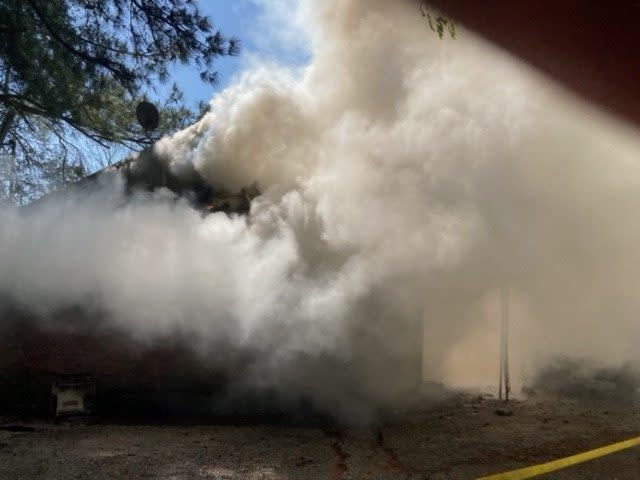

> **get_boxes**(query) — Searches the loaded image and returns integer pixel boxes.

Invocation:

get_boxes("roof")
[27,145,260,215]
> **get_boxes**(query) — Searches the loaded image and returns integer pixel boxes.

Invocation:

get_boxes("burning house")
[0,147,262,418]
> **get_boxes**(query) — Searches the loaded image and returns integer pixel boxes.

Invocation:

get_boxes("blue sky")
[165,1,310,109]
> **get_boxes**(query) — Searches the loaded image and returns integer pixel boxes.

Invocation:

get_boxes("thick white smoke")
[3,0,640,417]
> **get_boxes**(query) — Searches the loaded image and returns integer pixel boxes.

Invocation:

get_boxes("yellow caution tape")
[477,435,640,480]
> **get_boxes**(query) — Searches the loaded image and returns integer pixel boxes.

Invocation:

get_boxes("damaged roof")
[28,145,260,215]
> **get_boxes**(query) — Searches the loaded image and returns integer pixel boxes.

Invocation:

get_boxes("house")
[0,146,260,417]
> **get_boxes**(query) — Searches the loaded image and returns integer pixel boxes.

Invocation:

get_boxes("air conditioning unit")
[51,374,96,417]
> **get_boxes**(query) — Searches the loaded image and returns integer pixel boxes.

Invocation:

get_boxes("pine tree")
[0,0,238,203]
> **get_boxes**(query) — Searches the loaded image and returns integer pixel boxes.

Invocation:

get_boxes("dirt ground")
[1,392,639,480]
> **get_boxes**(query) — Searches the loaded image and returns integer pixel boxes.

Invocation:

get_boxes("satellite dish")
[136,100,160,131]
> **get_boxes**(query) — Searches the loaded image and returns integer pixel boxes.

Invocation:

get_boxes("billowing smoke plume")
[3,0,640,418]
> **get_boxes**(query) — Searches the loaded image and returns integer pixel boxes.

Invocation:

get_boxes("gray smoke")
[526,358,640,405]
[2,0,640,418]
